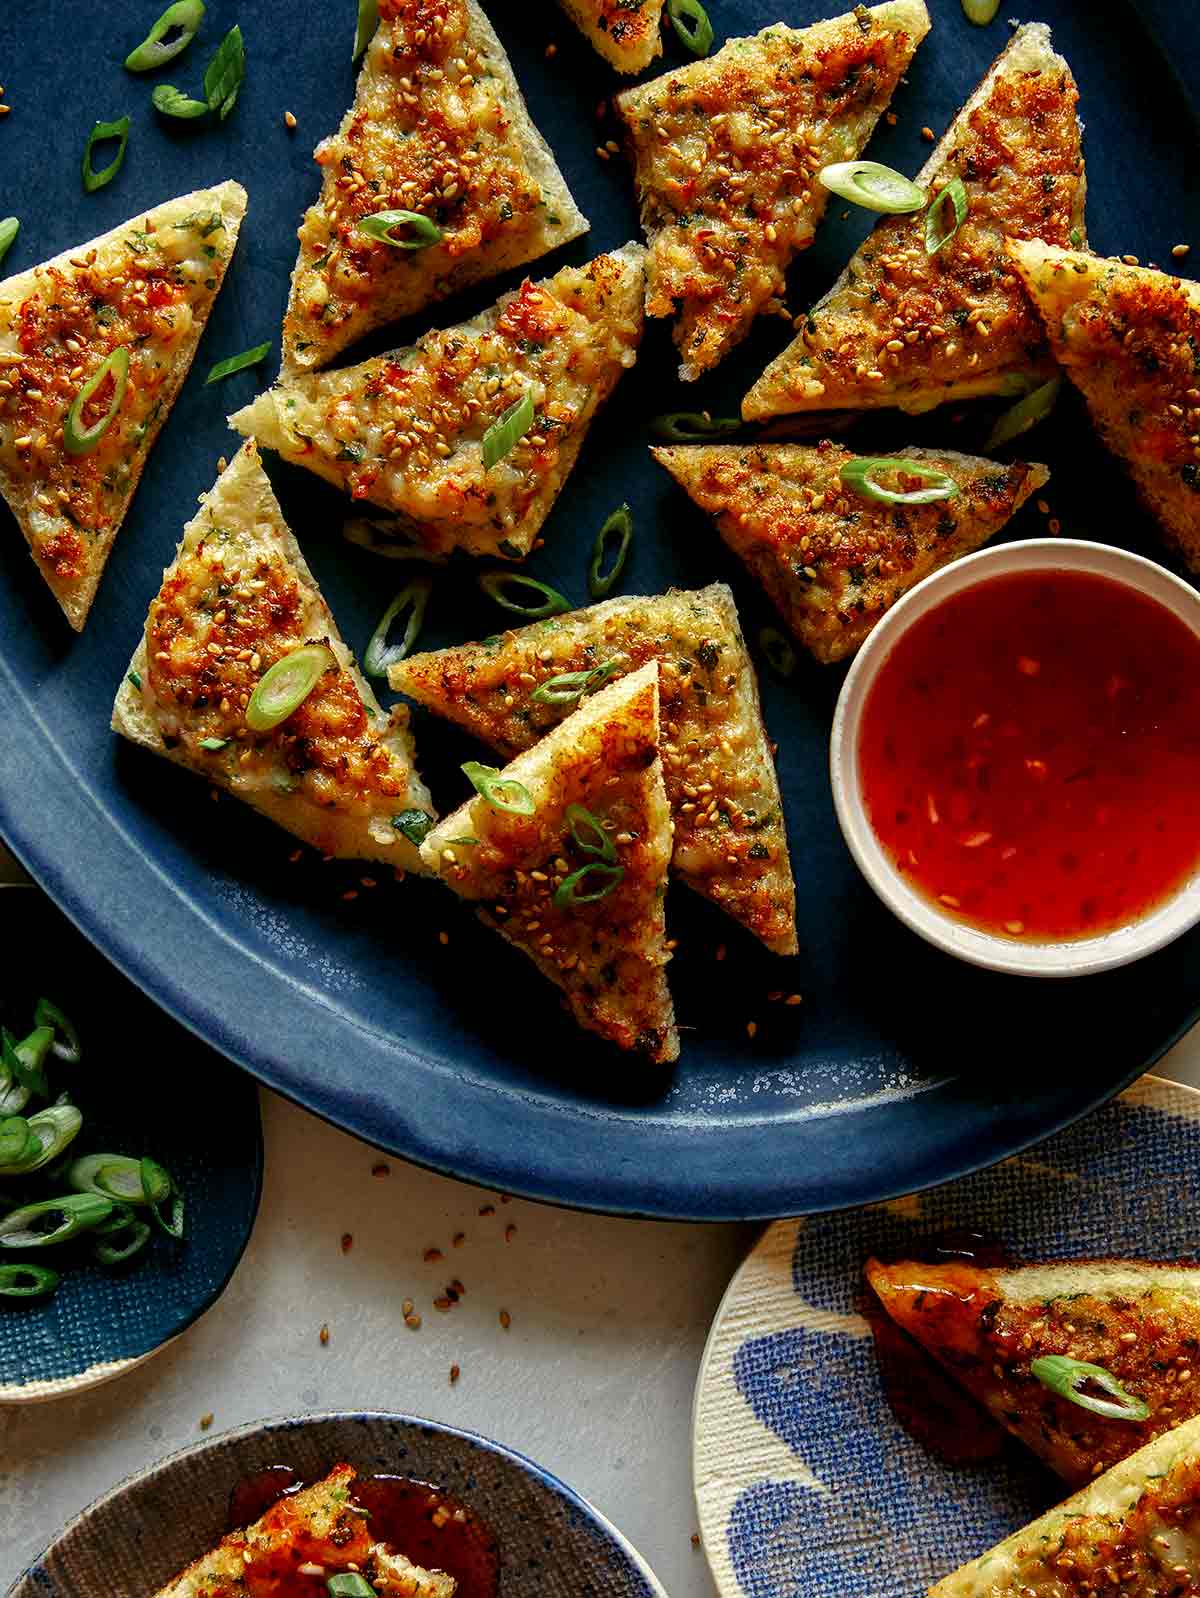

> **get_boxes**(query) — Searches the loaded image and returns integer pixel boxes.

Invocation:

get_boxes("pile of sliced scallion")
[0,1000,182,1302]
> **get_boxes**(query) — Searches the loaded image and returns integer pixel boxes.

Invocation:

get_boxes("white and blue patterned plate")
[692,1076,1200,1598]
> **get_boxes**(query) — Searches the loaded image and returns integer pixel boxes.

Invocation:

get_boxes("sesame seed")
[449,1364,461,1384]
[340,1233,353,1253]
[452,1231,465,1247]
[438,930,449,945]
[746,1020,757,1039]
[1173,243,1191,259]
[319,1323,330,1345]
[372,1162,390,1178]
[505,1223,517,1242]
[545,42,557,58]
[405,1312,422,1329]
[434,1296,452,1312]
[200,1413,214,1429]
[498,1309,511,1329]
[424,1246,443,1263]
[284,110,297,129]
[920,126,934,141]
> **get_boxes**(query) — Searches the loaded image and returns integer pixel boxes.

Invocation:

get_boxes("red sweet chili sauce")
[857,568,1200,940]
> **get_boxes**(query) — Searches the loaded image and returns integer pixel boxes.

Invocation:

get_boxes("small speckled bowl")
[7,1412,669,1598]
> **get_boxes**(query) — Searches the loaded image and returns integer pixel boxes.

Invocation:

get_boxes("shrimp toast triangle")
[653,443,1047,663]
[421,662,680,1062]
[743,23,1086,420]
[556,0,666,72]
[614,0,930,381]
[1008,241,1200,573]
[282,0,588,371]
[153,1463,455,1598]
[391,584,796,954]
[869,1257,1200,1490]
[112,442,433,869]
[233,245,645,561]
[0,181,246,630]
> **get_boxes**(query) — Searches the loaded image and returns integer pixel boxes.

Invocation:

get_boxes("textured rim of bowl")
[830,538,1200,977]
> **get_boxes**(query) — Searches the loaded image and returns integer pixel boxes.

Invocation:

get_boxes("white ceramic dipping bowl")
[830,538,1200,977]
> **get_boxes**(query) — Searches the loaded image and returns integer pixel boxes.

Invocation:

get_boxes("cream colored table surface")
[3,844,1198,1598]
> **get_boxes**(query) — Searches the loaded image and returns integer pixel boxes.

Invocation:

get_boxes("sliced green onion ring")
[392,810,435,847]
[530,662,618,706]
[140,1156,174,1205]
[984,376,1062,451]
[925,177,969,255]
[0,218,19,272]
[206,342,271,384]
[589,505,632,599]
[0,1039,30,1118]
[0,1262,59,1297]
[1031,1355,1150,1422]
[246,644,335,732]
[203,23,245,119]
[759,627,796,679]
[481,391,535,470]
[151,83,209,118]
[650,412,740,443]
[554,862,625,909]
[65,346,130,456]
[819,160,925,215]
[125,0,206,70]
[152,1188,185,1239]
[0,1117,34,1168]
[353,0,379,60]
[34,999,81,1065]
[93,1217,152,1266]
[667,0,713,56]
[840,456,960,506]
[565,803,616,863]
[11,1026,53,1097]
[6,1107,83,1175]
[68,1152,171,1205]
[961,0,1001,21]
[356,209,444,252]
[81,116,131,193]
[198,736,228,751]
[364,575,433,678]
[344,517,442,563]
[93,1201,138,1236]
[462,762,535,816]
[478,571,571,619]
[328,1576,375,1598]
[0,1193,114,1249]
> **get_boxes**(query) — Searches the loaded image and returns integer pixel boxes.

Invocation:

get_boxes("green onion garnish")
[64,346,130,456]
[327,1576,375,1598]
[205,342,271,384]
[554,862,625,909]
[198,736,228,751]
[125,0,206,70]
[93,1217,152,1266]
[151,83,209,118]
[140,1157,174,1205]
[246,644,334,732]
[127,669,143,691]
[0,1038,31,1118]
[925,177,969,255]
[10,1026,54,1097]
[531,662,619,706]
[462,762,535,816]
[356,210,444,252]
[1069,226,1083,248]
[203,23,245,119]
[392,810,435,847]
[34,998,81,1065]
[481,391,535,470]
[565,803,616,863]
[818,160,925,215]
[0,217,19,272]
[650,412,740,443]
[0,1193,114,1249]
[759,627,796,679]
[352,0,379,60]
[839,456,960,506]
[1030,1355,1150,1422]
[151,1186,185,1239]
[667,0,713,56]
[81,116,131,193]
[363,575,432,677]
[343,517,437,563]
[6,1107,83,1175]
[69,1152,165,1203]
[0,1118,39,1173]
[984,376,1061,451]
[589,505,632,599]
[478,571,571,619]
[0,1262,59,1298]
[960,0,1000,21]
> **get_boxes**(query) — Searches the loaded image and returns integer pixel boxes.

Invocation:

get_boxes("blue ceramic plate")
[0,886,261,1399]
[8,1411,668,1598]
[0,0,1197,1220]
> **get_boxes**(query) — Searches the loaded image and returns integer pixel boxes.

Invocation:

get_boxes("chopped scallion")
[363,575,432,677]
[81,116,131,193]
[984,376,1062,451]
[960,0,1001,21]
[554,862,625,909]
[68,1152,168,1204]
[327,1576,375,1598]
[151,1187,185,1239]
[205,342,270,384]
[1031,1355,1149,1421]
[530,662,619,706]
[0,217,19,271]
[5,1106,83,1175]
[198,736,228,751]
[93,1217,152,1265]
[64,346,130,456]
[589,505,632,599]
[356,210,444,251]
[34,998,81,1065]
[667,0,713,56]
[352,0,379,59]
[127,669,143,691]
[819,160,925,214]
[151,83,209,118]
[11,1026,54,1097]
[759,627,796,679]
[0,1262,59,1297]
[462,762,535,816]
[925,177,969,254]
[839,456,960,506]
[478,571,571,619]
[0,1193,114,1249]
[125,0,206,70]
[392,810,435,847]
[203,23,245,119]
[565,803,616,863]
[650,412,740,443]
[245,644,335,732]
[481,391,535,470]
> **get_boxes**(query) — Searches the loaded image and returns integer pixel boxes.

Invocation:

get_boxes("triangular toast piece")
[1008,241,1200,573]
[154,1464,455,1598]
[614,0,930,381]
[654,443,1047,663]
[0,181,246,630]
[556,0,666,72]
[421,662,679,1062]
[743,23,1086,421]
[233,245,645,561]
[112,441,434,869]
[929,1413,1200,1598]
[867,1256,1200,1490]
[392,583,797,953]
[282,0,588,371]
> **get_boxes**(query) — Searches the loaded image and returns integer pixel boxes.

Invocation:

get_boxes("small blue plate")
[8,1411,668,1597]
[0,886,262,1400]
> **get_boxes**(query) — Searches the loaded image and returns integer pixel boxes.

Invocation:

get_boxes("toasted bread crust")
[556,0,665,71]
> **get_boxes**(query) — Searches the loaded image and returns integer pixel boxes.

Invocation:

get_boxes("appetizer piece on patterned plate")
[868,1256,1200,1490]
[112,441,434,870]
[1008,241,1200,574]
[233,245,645,561]
[555,0,666,73]
[653,442,1047,663]
[0,181,246,630]
[421,662,680,1063]
[282,0,588,372]
[614,0,930,381]
[392,583,796,954]
[743,23,1086,421]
